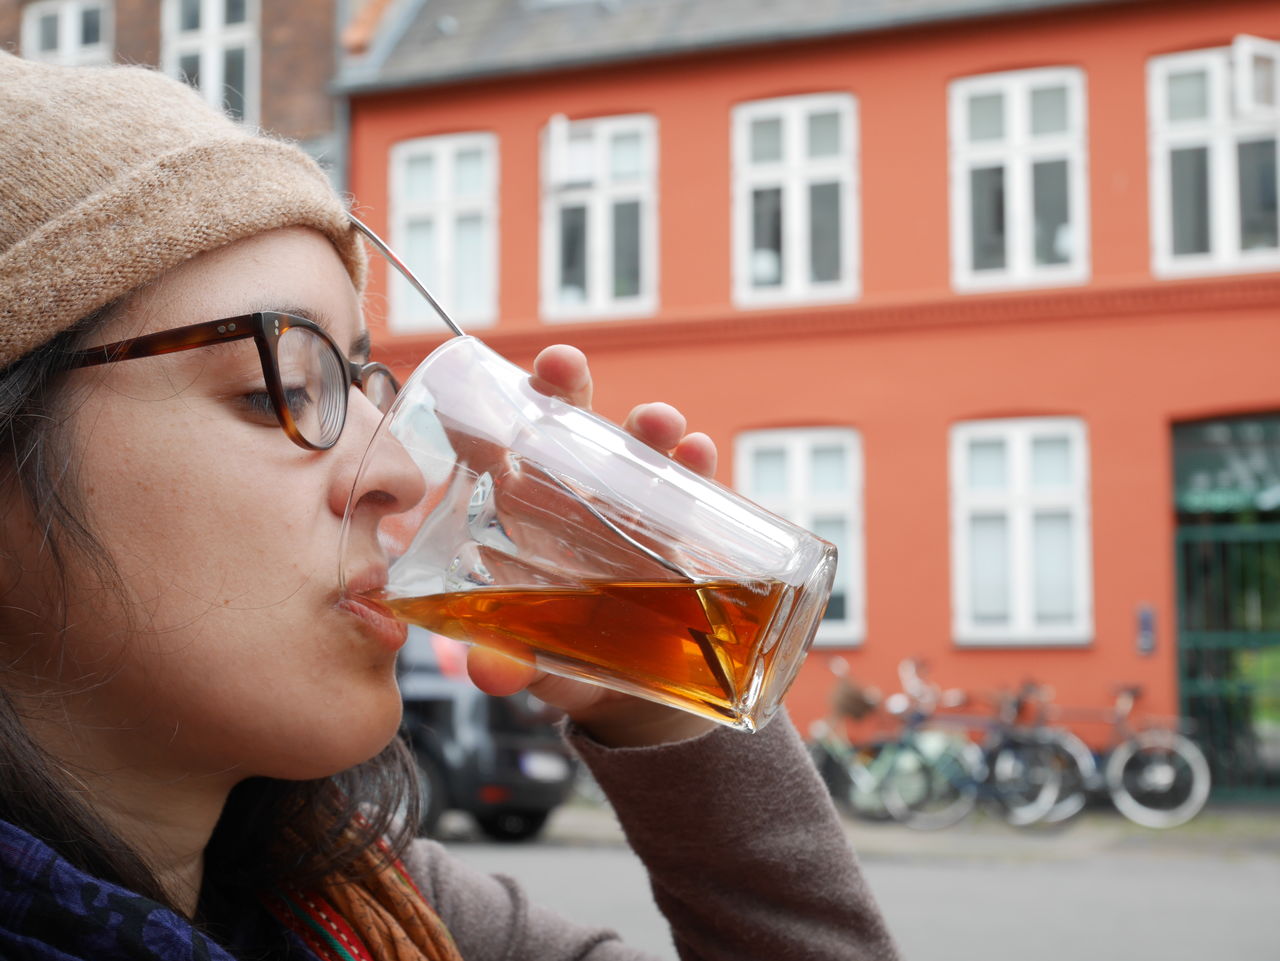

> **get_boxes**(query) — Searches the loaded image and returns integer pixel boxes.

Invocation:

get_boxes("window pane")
[178,52,201,89]
[751,187,784,287]
[180,0,201,31]
[453,214,486,317]
[967,439,1006,489]
[1032,437,1072,487]
[1033,159,1070,266]
[811,445,847,494]
[1030,86,1068,136]
[558,205,587,304]
[39,13,58,52]
[566,129,593,184]
[1170,147,1210,256]
[405,218,438,288]
[610,131,643,182]
[969,514,1010,625]
[222,47,246,121]
[809,182,842,284]
[751,448,787,497]
[81,7,102,46]
[612,200,641,300]
[455,148,485,197]
[1254,54,1277,108]
[1167,70,1209,122]
[812,517,848,623]
[967,93,1004,142]
[807,111,840,159]
[970,166,1006,271]
[750,117,783,164]
[225,0,248,26]
[403,155,436,205]
[1238,139,1279,252]
[1034,512,1075,625]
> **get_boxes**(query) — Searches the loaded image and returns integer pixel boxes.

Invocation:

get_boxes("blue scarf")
[0,817,304,961]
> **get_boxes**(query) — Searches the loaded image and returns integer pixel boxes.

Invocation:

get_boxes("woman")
[0,52,899,960]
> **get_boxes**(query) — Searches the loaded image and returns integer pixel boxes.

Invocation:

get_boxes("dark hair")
[0,313,421,911]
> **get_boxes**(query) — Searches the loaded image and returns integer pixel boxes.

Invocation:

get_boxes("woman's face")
[7,227,423,785]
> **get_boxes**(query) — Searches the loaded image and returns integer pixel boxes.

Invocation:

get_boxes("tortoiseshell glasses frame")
[62,310,399,451]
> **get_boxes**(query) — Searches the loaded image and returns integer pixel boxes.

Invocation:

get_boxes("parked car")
[398,628,576,842]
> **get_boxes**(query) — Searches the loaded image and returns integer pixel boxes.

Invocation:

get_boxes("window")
[732,93,859,306]
[736,428,864,644]
[390,133,499,332]
[950,418,1092,645]
[949,68,1089,291]
[540,114,656,319]
[162,0,258,125]
[1148,36,1280,277]
[20,1,111,66]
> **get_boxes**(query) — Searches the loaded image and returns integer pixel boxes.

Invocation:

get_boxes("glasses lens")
[363,367,398,415]
[278,325,347,448]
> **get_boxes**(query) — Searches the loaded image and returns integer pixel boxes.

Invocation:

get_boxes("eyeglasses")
[63,311,399,451]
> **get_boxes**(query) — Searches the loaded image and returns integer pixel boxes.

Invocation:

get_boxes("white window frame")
[950,417,1092,646]
[161,0,259,127]
[389,132,499,333]
[20,0,112,66]
[735,428,865,646]
[948,67,1090,292]
[1148,39,1280,278]
[539,113,658,321]
[731,93,860,308]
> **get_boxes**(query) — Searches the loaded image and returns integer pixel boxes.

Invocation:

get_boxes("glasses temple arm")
[347,215,467,339]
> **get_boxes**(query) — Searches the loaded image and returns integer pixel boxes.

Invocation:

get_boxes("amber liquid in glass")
[377,578,790,722]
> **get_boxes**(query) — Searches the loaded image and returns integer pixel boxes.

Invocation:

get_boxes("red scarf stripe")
[263,889,376,961]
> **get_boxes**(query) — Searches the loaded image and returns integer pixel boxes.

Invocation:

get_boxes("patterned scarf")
[0,818,462,961]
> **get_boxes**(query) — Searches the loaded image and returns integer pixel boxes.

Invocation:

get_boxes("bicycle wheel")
[882,738,978,831]
[986,737,1061,827]
[1105,730,1211,829]
[1040,730,1100,826]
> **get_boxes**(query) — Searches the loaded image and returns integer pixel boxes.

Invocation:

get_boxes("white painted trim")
[949,417,1093,646]
[388,131,500,332]
[539,113,658,321]
[730,93,860,309]
[161,0,259,128]
[735,427,865,646]
[1233,34,1280,121]
[948,67,1090,293]
[20,0,113,65]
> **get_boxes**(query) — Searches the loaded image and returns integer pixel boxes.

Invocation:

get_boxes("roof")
[337,0,1136,93]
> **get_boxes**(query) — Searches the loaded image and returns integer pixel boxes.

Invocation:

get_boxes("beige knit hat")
[0,51,366,368]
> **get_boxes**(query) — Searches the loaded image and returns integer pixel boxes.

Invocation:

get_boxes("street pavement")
[439,801,1280,960]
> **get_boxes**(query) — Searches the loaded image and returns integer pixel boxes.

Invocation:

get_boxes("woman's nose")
[328,386,427,521]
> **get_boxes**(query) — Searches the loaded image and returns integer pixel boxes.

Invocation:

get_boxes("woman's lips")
[338,592,408,652]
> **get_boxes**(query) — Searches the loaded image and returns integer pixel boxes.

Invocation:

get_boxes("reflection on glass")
[970,514,1010,625]
[1238,139,1279,252]
[222,47,246,121]
[453,214,486,317]
[1030,86,1068,136]
[751,187,784,287]
[809,182,841,284]
[970,166,1006,271]
[751,117,783,164]
[1171,146,1211,256]
[1034,512,1075,625]
[1167,70,1209,122]
[1032,437,1072,487]
[967,93,1004,142]
[612,200,641,299]
[967,439,1006,489]
[810,445,847,494]
[1033,159,1070,266]
[558,206,588,304]
[807,111,840,159]
[751,448,787,496]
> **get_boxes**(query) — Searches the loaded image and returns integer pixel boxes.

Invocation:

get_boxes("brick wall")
[260,0,336,144]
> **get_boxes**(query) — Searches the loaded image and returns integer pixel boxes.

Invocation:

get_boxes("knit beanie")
[0,51,366,369]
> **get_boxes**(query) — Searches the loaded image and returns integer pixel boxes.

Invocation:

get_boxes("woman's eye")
[240,390,276,422]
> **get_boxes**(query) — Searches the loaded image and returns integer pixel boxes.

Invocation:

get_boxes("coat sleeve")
[401,711,901,961]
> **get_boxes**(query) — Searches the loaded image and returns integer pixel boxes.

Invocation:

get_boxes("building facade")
[340,0,1280,796]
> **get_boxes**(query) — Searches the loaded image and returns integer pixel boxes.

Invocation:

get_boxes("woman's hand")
[464,345,720,747]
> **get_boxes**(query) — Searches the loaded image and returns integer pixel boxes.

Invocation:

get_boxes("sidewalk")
[515,798,1280,863]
